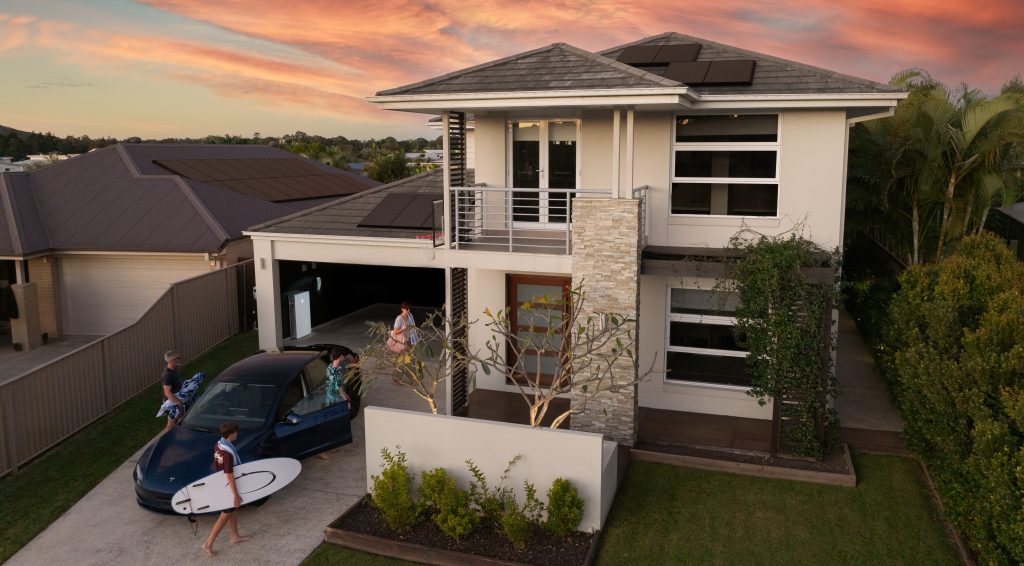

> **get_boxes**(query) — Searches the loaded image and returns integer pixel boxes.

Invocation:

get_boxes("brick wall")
[28,256,61,339]
[569,198,642,445]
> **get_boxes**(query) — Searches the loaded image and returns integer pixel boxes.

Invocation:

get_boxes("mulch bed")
[634,441,851,474]
[331,498,595,566]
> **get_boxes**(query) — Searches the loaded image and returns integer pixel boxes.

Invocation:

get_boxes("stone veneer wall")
[569,198,642,445]
[28,256,61,339]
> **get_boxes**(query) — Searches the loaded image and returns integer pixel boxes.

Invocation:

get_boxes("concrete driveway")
[7,305,446,566]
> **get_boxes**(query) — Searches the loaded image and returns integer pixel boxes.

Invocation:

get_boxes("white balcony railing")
[448,186,646,255]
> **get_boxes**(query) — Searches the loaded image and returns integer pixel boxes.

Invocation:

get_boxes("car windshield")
[183,381,278,431]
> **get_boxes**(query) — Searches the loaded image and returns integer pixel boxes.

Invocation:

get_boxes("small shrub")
[500,481,545,551]
[467,455,520,527]
[418,467,450,514]
[370,447,418,533]
[545,478,584,537]
[419,467,478,541]
[500,497,531,551]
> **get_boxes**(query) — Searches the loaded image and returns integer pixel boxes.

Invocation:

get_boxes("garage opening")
[277,261,445,341]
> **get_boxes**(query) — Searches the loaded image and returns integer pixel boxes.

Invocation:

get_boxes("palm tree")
[848,70,1024,263]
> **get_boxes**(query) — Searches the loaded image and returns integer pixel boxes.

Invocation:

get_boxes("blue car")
[133,344,361,514]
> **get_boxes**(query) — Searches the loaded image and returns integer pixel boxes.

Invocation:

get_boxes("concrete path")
[0,335,102,385]
[834,309,907,455]
[7,305,445,566]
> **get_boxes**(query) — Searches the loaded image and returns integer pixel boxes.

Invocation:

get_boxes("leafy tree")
[884,234,1024,563]
[847,70,1024,264]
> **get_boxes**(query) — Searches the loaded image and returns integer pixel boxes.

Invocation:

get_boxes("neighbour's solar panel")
[358,194,438,229]
[663,61,711,84]
[702,60,757,85]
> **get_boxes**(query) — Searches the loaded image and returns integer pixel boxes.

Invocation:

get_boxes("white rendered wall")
[637,274,773,419]
[473,113,507,187]
[650,109,848,249]
[364,407,617,531]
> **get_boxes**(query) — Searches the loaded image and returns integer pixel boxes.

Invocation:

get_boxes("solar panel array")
[616,43,756,86]
[155,158,369,203]
[357,194,438,229]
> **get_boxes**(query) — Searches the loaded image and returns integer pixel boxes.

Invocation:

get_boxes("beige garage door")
[59,255,209,335]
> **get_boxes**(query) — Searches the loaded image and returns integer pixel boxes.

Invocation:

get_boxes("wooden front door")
[506,274,572,387]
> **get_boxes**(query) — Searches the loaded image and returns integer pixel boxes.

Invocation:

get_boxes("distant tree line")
[0,127,443,183]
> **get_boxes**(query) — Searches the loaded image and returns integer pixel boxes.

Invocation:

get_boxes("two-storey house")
[247,32,905,447]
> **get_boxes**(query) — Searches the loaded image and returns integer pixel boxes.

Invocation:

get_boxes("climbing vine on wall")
[720,230,841,459]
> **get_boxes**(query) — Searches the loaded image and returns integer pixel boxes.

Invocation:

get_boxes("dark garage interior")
[278,261,445,339]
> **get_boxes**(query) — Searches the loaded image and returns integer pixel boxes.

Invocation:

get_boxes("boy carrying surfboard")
[202,421,251,556]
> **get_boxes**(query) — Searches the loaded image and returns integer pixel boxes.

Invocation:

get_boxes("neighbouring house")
[1,157,25,173]
[0,143,380,342]
[246,32,906,446]
[987,201,1024,261]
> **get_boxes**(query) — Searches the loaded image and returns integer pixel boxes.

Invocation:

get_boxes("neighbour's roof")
[249,169,457,240]
[0,144,379,256]
[376,31,897,97]
[998,201,1024,225]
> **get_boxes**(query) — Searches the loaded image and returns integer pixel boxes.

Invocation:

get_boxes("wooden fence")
[0,260,254,477]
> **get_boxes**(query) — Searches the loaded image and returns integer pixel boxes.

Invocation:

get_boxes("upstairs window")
[672,114,780,217]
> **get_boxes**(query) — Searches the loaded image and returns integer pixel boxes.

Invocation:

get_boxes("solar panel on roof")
[654,44,701,63]
[358,194,438,229]
[616,45,662,65]
[702,60,756,85]
[663,61,711,84]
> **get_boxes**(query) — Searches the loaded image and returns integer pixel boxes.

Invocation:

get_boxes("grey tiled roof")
[376,32,899,97]
[251,169,457,240]
[377,43,679,96]
[600,32,899,95]
[0,144,376,256]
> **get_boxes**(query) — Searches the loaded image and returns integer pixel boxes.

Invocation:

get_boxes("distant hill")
[0,125,30,139]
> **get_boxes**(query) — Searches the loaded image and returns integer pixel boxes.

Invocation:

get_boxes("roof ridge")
[554,43,683,88]
[115,143,143,176]
[173,176,231,244]
[248,169,442,232]
[600,31,898,93]
[376,43,566,96]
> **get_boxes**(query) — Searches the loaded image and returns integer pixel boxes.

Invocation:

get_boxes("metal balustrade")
[447,186,646,255]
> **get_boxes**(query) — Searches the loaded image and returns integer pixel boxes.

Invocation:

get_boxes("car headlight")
[135,463,144,484]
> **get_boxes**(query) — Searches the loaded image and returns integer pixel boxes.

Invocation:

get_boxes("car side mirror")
[283,413,302,425]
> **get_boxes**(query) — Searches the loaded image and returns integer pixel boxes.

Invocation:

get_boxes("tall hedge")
[884,234,1024,564]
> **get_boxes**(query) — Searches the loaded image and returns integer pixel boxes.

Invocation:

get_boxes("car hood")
[138,427,262,493]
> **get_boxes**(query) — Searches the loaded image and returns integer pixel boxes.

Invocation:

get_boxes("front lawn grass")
[0,331,258,563]
[598,454,959,565]
[302,453,958,565]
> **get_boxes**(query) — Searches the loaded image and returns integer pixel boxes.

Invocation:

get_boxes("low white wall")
[364,407,617,531]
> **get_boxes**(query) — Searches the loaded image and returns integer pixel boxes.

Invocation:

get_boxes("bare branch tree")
[359,312,472,415]
[478,281,654,428]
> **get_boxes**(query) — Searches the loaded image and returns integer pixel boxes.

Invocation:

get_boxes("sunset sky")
[1,0,1021,140]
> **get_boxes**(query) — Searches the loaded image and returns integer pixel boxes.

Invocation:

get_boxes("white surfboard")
[171,457,301,515]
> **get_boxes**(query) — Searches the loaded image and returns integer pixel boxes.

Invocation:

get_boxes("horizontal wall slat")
[0,261,252,476]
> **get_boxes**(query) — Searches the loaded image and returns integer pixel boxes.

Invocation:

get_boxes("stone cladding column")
[569,198,641,445]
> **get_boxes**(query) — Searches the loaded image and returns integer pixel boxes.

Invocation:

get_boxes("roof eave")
[368,88,692,111]
[690,91,907,110]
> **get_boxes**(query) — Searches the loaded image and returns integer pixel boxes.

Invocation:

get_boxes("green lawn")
[302,453,958,566]
[598,455,958,565]
[0,331,258,563]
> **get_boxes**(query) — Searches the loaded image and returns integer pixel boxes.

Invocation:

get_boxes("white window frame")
[664,287,750,390]
[670,113,781,218]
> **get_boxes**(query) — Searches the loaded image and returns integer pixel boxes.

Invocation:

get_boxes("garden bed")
[325,495,600,566]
